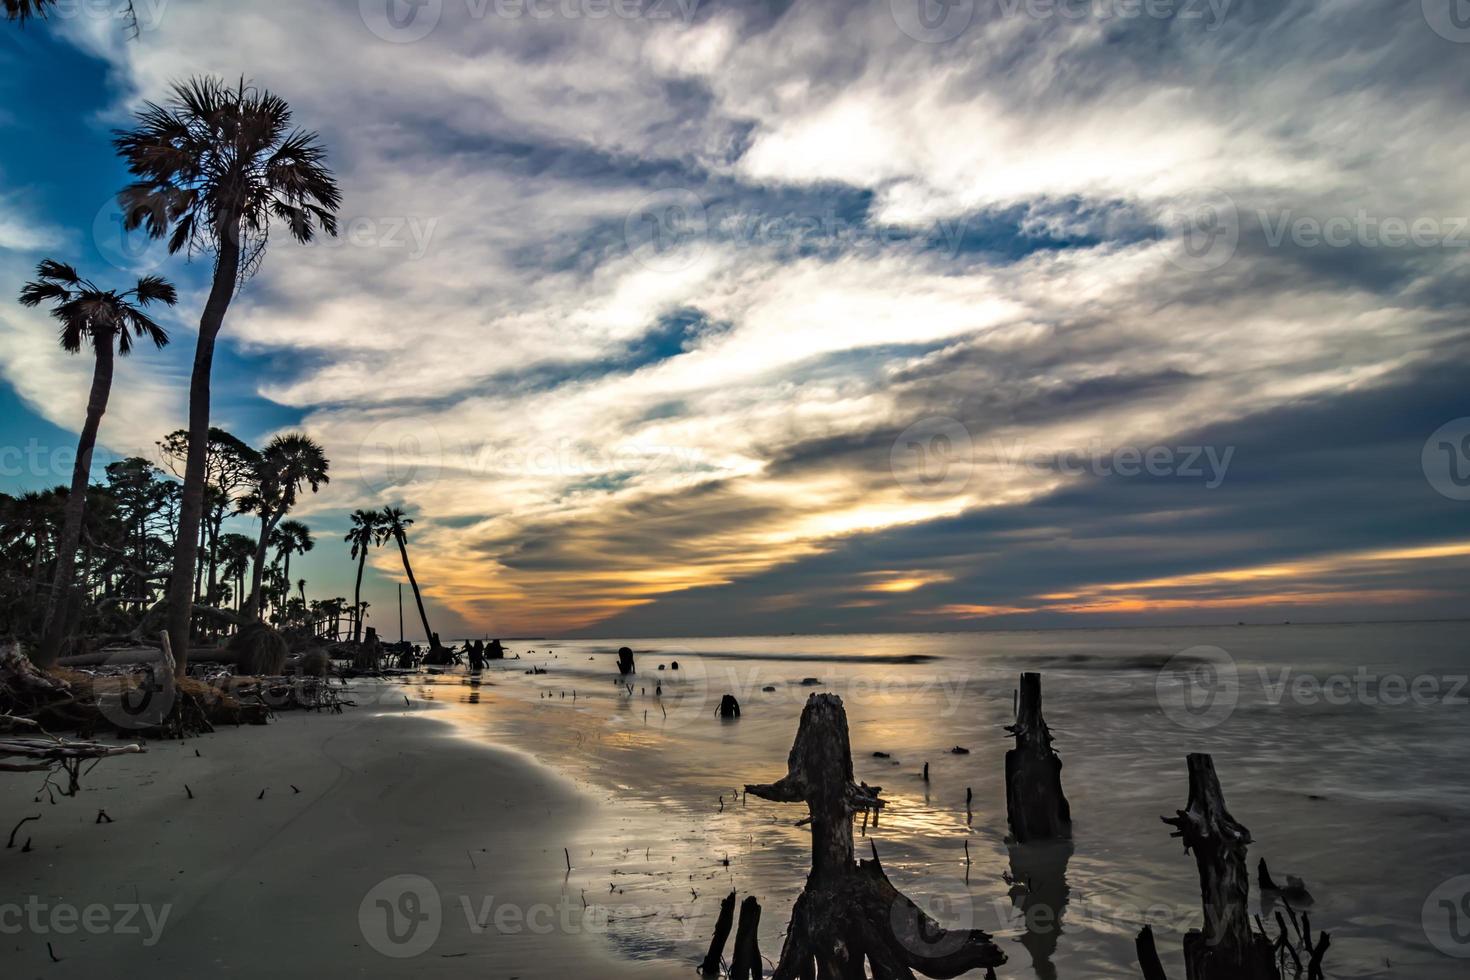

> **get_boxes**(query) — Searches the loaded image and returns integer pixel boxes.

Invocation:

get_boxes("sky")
[0,0,1467,641]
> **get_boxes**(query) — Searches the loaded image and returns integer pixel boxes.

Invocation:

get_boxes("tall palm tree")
[344,508,381,644]
[271,519,313,616]
[18,260,176,666]
[379,507,438,651]
[238,434,328,623]
[115,76,341,674]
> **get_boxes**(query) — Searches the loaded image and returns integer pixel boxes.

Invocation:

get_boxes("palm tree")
[218,532,255,617]
[5,0,135,28]
[379,507,438,651]
[271,519,313,617]
[238,434,329,623]
[18,260,176,666]
[114,76,341,673]
[344,508,381,644]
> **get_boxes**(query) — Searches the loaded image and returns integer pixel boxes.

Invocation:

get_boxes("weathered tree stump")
[1004,672,1071,843]
[1161,753,1276,980]
[746,693,1004,979]
[617,646,635,676]
[718,694,741,719]
[699,890,737,976]
[487,638,505,660]
[730,895,764,980]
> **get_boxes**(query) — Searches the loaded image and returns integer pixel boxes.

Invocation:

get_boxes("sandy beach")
[0,681,686,979]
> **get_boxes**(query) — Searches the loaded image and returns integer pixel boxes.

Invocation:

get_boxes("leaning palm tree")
[344,508,381,644]
[379,507,438,652]
[18,260,176,666]
[238,434,329,623]
[114,76,341,673]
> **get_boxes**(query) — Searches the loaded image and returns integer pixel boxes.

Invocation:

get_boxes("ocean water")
[416,621,1470,979]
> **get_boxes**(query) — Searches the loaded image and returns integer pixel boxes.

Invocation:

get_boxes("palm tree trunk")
[352,548,368,643]
[243,511,277,623]
[164,227,240,677]
[394,531,436,649]
[37,343,114,666]
[206,508,222,604]
[193,507,208,603]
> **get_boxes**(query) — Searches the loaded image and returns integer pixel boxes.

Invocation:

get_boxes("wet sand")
[0,682,687,978]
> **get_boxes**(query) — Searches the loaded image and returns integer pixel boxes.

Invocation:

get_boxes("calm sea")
[419,621,1470,979]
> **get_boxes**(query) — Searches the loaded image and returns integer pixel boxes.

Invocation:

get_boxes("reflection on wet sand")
[1008,840,1073,980]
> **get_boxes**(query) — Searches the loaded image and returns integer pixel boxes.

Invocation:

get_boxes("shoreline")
[0,681,687,978]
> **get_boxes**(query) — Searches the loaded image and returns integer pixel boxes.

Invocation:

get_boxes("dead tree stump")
[1161,754,1276,980]
[718,694,741,719]
[617,646,635,676]
[699,890,737,975]
[1005,672,1072,843]
[730,895,764,980]
[746,693,1004,979]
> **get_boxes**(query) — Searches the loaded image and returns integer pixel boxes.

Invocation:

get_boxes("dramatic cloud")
[1,0,1466,636]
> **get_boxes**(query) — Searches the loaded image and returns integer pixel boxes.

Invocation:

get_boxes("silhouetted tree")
[115,75,340,673]
[18,259,175,665]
